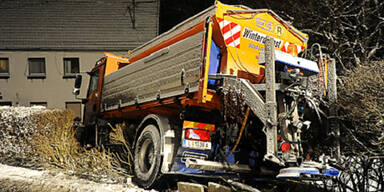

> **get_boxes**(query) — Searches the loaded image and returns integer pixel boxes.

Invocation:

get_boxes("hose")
[230,107,250,154]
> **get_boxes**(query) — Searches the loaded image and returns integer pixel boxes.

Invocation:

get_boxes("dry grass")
[30,110,132,182]
[0,107,133,182]
[109,123,134,174]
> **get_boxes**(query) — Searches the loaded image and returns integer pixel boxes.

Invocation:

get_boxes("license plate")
[183,139,211,150]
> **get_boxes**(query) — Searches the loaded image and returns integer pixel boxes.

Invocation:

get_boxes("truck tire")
[134,124,162,188]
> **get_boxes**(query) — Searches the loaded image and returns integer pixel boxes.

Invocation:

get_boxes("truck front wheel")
[134,124,162,188]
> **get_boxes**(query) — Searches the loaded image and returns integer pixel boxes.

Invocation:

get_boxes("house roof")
[0,0,159,51]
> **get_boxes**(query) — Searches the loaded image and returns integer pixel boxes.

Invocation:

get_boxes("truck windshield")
[87,69,99,97]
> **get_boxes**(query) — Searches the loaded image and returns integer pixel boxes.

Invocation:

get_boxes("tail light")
[185,128,210,141]
[280,142,291,152]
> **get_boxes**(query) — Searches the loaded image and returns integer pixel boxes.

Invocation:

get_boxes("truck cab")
[83,59,105,126]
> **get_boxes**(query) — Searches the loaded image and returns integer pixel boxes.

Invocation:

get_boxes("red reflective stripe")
[225,31,241,45]
[225,36,233,45]
[217,17,223,22]
[221,22,238,34]
[231,30,241,40]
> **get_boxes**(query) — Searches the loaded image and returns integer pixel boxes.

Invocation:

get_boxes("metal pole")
[264,37,279,164]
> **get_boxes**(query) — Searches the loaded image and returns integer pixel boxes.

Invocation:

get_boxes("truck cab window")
[87,70,99,97]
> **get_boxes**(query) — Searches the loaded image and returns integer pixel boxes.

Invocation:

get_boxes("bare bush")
[32,110,133,182]
[0,106,47,167]
[0,107,132,183]
[109,123,134,174]
[334,155,384,191]
[32,111,104,180]
[337,61,384,155]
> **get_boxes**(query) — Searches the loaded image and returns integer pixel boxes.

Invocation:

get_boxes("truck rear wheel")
[134,124,162,188]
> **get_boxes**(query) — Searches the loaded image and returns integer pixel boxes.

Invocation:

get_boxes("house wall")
[0,51,124,112]
[0,0,160,119]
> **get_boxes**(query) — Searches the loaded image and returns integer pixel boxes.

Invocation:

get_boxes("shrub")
[338,61,384,155]
[0,107,132,182]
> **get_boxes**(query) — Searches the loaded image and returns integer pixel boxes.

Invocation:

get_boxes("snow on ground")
[0,163,155,192]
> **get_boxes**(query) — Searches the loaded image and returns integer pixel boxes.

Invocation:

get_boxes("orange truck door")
[83,64,105,126]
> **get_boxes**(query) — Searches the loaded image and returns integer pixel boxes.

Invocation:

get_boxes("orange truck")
[72,1,338,188]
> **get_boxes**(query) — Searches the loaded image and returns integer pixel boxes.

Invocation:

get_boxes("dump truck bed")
[100,5,221,112]
[100,1,309,113]
[101,31,205,111]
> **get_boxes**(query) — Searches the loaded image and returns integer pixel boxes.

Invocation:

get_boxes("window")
[0,101,12,106]
[65,102,81,119]
[30,102,47,108]
[0,58,9,78]
[28,58,46,78]
[63,58,79,78]
[87,69,99,96]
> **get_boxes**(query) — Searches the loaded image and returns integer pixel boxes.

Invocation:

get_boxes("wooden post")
[264,37,279,164]
[327,58,340,159]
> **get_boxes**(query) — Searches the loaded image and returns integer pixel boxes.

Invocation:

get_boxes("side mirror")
[73,74,82,96]
[74,74,82,88]
[73,88,80,96]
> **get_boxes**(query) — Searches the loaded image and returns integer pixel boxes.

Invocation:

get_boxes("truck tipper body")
[73,1,338,188]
